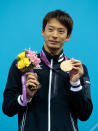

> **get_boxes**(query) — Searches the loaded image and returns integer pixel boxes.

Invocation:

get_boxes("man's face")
[42,18,70,54]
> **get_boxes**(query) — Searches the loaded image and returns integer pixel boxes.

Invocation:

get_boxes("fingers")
[72,63,81,67]
[71,58,81,64]
[23,72,40,100]
[26,80,39,87]
[71,58,82,68]
[26,88,37,99]
[26,72,38,80]
[71,66,80,71]
[25,72,39,99]
[25,72,40,88]
[71,64,84,75]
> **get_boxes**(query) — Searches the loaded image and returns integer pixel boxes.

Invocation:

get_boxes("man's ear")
[41,29,44,36]
[65,34,70,42]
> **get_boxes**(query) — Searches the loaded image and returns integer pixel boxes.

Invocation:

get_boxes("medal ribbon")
[40,50,69,70]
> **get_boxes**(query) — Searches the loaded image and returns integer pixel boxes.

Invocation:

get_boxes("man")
[2,10,93,131]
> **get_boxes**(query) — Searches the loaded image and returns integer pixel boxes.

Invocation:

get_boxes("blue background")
[0,0,98,131]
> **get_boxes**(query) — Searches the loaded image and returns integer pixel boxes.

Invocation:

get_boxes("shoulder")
[9,59,22,75]
[80,63,90,83]
[9,59,18,71]
[82,64,89,74]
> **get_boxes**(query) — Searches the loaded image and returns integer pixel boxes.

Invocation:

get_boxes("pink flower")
[28,49,36,55]
[25,49,41,69]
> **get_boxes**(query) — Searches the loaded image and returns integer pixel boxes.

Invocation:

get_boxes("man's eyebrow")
[48,26,65,29]
[48,26,54,28]
[48,26,65,31]
[58,28,65,30]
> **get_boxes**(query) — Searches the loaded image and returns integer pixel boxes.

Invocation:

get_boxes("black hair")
[42,10,73,36]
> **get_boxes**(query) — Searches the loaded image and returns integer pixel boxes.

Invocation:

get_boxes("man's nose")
[52,31,58,39]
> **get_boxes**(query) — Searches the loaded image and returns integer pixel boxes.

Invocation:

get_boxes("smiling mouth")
[49,40,59,44]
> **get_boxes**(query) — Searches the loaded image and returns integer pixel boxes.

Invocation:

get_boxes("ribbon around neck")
[40,50,69,70]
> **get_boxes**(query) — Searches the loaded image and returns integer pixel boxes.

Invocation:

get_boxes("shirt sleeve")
[18,95,32,106]
[2,60,27,117]
[70,79,83,92]
[68,64,93,121]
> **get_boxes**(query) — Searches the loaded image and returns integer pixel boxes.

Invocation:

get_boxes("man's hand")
[69,59,84,82]
[60,58,84,82]
[25,72,39,100]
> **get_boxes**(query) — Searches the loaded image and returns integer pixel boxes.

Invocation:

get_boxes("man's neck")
[44,44,62,55]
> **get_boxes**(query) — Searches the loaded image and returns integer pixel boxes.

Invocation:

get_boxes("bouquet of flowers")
[16,49,41,105]
[16,49,41,72]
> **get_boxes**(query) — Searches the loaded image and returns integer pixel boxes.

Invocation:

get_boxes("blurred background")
[0,0,98,131]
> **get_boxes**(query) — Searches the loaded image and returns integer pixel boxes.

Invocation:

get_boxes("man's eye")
[48,28,53,32]
[58,30,65,34]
